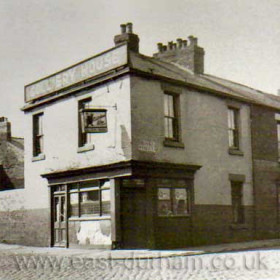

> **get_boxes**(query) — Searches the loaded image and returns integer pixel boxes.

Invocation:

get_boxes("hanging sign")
[81,109,107,133]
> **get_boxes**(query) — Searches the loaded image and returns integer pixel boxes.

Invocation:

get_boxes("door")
[121,188,147,248]
[52,194,67,247]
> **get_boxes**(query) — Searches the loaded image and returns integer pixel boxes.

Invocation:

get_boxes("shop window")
[228,107,240,149]
[164,93,180,141]
[231,181,244,224]
[157,179,190,217]
[33,113,44,157]
[69,180,110,217]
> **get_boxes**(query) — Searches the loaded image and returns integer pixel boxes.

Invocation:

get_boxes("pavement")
[1,240,280,279]
[0,239,280,259]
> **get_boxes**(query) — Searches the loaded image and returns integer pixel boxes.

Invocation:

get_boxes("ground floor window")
[231,181,244,224]
[157,179,190,216]
[69,180,110,218]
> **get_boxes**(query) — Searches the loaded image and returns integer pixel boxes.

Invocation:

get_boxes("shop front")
[42,160,200,249]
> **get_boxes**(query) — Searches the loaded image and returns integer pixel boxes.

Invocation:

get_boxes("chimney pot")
[120,24,126,34]
[188,35,198,46]
[177,38,183,49]
[182,40,188,48]
[162,45,167,51]
[157,43,163,53]
[126,22,133,33]
[168,41,173,50]
[114,22,139,52]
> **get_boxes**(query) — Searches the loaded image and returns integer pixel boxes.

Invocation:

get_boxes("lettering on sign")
[138,140,156,153]
[25,44,127,102]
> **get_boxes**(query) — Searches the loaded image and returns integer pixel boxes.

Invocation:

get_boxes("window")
[228,107,239,149]
[277,122,280,160]
[78,98,108,148]
[231,181,244,224]
[157,179,190,217]
[33,113,44,156]
[164,93,179,141]
[78,98,93,147]
[69,180,110,218]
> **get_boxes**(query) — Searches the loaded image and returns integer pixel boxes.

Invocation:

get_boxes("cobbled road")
[1,249,280,279]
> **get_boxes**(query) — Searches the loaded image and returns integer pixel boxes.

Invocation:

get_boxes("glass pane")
[80,180,99,189]
[173,189,189,215]
[158,188,172,216]
[228,130,234,147]
[164,118,169,138]
[228,109,234,129]
[168,95,174,117]
[80,190,100,216]
[101,189,110,215]
[38,114,43,135]
[164,94,169,116]
[70,193,79,217]
[60,196,66,222]
[54,197,59,222]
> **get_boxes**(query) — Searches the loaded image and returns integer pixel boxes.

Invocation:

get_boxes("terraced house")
[2,23,280,249]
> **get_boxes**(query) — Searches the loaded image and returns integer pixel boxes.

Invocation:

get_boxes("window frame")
[164,92,180,142]
[78,98,93,148]
[33,112,44,158]
[228,106,240,150]
[68,180,110,219]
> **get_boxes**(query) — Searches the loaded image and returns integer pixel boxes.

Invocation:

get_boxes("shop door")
[52,194,67,247]
[121,188,147,248]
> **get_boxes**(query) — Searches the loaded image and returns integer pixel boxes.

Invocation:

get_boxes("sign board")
[25,44,128,102]
[81,109,107,133]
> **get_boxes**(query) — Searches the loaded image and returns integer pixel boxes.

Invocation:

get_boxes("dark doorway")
[121,187,147,248]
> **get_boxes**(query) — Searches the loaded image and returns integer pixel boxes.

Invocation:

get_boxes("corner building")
[20,23,280,249]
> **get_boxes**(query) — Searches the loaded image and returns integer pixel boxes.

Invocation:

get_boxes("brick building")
[1,23,280,249]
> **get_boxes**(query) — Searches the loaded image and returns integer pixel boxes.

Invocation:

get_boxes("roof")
[129,51,280,110]
[22,45,280,111]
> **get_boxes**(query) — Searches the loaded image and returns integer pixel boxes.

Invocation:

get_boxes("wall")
[251,105,280,239]
[24,76,131,211]
[131,76,254,244]
[0,189,50,246]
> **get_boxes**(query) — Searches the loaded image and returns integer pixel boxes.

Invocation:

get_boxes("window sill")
[230,223,249,230]
[158,214,191,218]
[77,144,95,153]
[228,148,244,156]
[163,140,185,149]
[32,154,46,162]
[68,215,110,221]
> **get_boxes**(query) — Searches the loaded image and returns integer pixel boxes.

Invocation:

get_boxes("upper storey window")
[228,107,239,149]
[33,113,44,157]
[164,93,179,141]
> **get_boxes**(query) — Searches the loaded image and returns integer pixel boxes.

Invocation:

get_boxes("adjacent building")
[1,23,280,249]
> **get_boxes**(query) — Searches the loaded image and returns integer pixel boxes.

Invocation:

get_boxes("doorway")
[121,187,147,248]
[52,193,67,247]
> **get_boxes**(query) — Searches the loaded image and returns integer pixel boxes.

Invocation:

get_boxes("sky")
[0,0,280,137]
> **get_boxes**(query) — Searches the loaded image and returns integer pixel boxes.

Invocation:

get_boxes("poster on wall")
[81,109,108,133]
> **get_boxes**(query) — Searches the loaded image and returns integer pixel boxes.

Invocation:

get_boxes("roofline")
[22,62,280,113]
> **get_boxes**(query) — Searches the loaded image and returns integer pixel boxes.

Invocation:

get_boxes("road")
[1,248,280,279]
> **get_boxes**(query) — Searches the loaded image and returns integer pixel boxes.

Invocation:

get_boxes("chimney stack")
[0,117,11,141]
[114,22,140,52]
[153,35,205,74]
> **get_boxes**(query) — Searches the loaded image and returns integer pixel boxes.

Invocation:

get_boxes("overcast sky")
[1,0,279,137]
